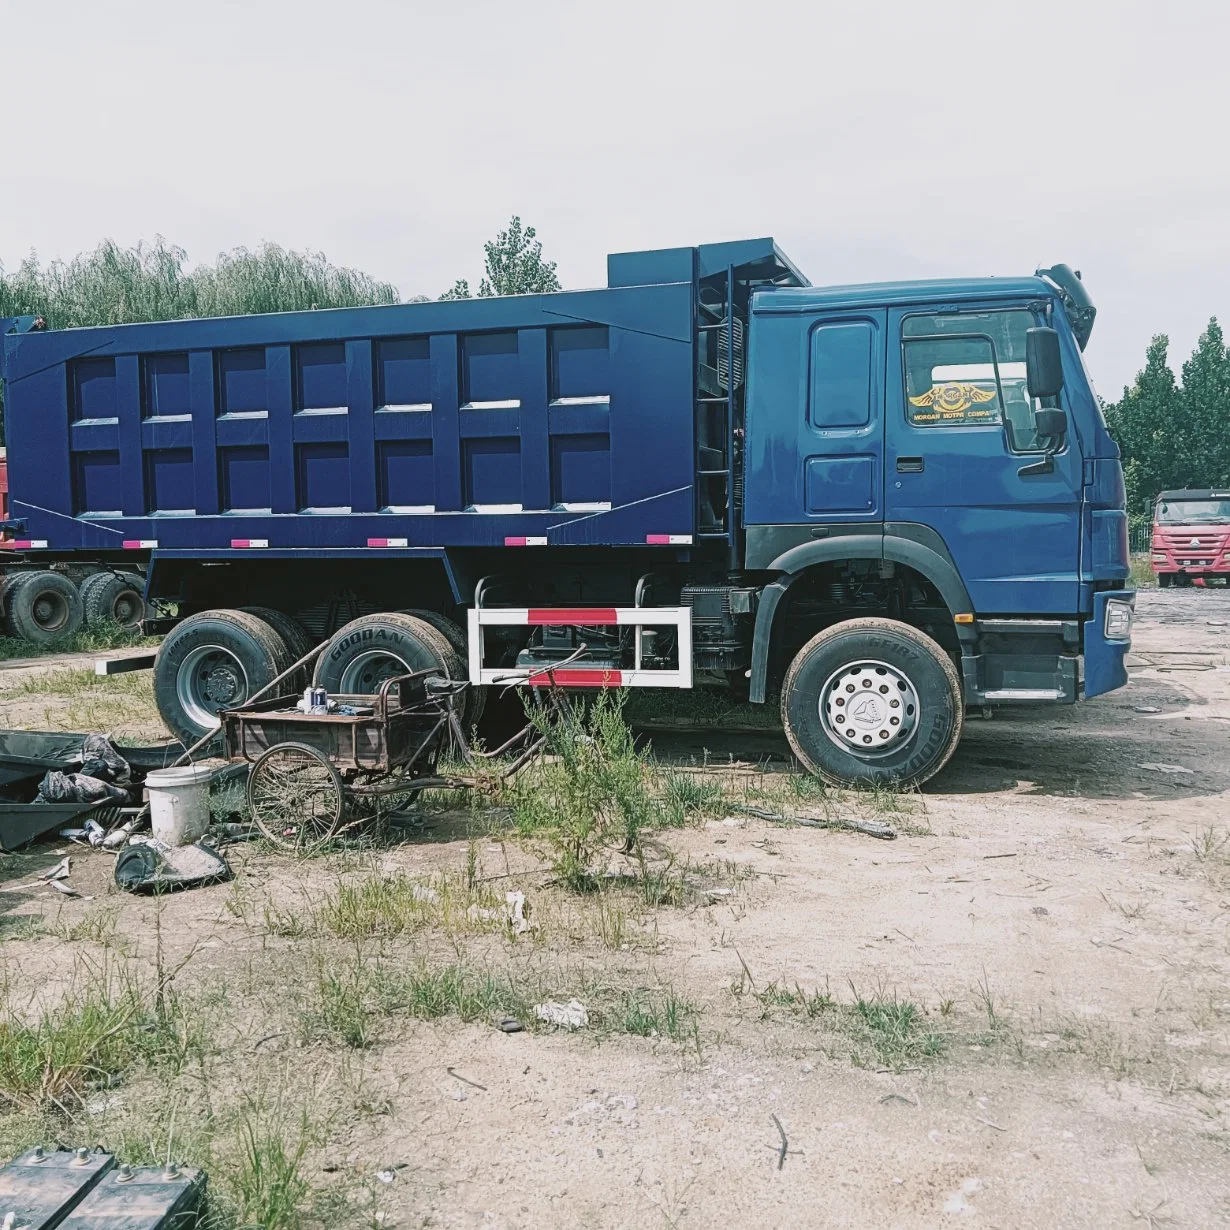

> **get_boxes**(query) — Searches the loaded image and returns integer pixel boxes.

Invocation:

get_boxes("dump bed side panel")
[3,284,695,553]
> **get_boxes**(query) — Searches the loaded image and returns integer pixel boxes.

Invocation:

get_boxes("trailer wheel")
[403,609,485,729]
[239,607,317,692]
[6,571,84,644]
[0,572,31,635]
[313,612,463,703]
[80,571,147,630]
[154,609,293,746]
[780,617,963,790]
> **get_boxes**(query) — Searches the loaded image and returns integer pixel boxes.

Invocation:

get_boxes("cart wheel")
[247,741,346,850]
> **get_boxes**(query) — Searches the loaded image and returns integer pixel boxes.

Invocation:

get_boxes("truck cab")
[1150,489,1230,585]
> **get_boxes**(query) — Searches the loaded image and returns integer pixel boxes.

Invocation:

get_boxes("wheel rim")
[176,644,250,730]
[338,648,416,694]
[112,591,141,627]
[248,744,345,849]
[30,590,70,633]
[820,658,920,758]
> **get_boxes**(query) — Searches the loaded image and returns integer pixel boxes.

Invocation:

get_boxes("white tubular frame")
[466,606,693,689]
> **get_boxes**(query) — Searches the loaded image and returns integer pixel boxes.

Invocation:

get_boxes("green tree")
[439,216,560,300]
[0,238,399,442]
[1178,317,1230,488]
[1104,335,1182,515]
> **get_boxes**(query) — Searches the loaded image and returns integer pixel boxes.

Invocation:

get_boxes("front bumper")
[1083,589,1134,698]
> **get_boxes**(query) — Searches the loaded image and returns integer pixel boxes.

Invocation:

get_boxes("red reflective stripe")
[526,669,622,687]
[505,536,528,546]
[122,540,146,549]
[645,534,671,544]
[527,608,618,624]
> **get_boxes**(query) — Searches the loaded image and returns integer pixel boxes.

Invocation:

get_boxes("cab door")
[743,309,887,527]
[883,303,1082,613]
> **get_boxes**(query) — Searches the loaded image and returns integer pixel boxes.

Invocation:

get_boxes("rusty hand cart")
[221,670,465,849]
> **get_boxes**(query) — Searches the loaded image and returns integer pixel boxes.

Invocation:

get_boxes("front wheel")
[780,618,963,789]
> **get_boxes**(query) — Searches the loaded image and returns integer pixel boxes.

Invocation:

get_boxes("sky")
[3,0,1228,398]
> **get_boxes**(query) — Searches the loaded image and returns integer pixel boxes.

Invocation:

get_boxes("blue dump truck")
[0,238,1133,787]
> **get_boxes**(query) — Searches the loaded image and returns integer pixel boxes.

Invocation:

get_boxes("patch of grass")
[263,902,312,939]
[754,980,836,1020]
[731,966,947,1072]
[315,870,511,941]
[374,961,529,1025]
[612,988,697,1041]
[0,967,155,1111]
[624,686,781,730]
[1129,553,1156,589]
[659,771,728,825]
[233,1104,312,1230]
[0,619,159,663]
[846,990,945,1070]
[309,965,371,1049]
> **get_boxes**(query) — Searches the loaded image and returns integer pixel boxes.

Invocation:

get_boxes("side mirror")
[1033,406,1067,441]
[1026,326,1064,399]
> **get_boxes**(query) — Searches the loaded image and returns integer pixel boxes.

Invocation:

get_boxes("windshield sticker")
[908,382,998,423]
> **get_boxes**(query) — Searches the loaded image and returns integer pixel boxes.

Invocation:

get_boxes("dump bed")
[0,239,804,557]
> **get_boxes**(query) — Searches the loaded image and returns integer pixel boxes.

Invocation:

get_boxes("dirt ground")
[1,588,1229,1228]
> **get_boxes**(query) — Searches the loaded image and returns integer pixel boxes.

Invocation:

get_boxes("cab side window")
[902,310,1043,452]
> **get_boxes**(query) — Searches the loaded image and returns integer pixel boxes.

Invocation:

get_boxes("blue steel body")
[0,239,1131,695]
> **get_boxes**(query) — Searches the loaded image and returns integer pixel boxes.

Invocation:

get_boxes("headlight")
[1104,599,1133,642]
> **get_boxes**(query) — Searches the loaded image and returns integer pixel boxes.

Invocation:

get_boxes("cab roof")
[753,276,1053,314]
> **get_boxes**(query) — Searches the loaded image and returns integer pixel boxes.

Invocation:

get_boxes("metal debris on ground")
[113,836,232,895]
[534,999,589,1030]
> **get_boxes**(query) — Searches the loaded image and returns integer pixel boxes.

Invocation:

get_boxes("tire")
[403,608,485,729]
[239,607,318,693]
[80,571,147,630]
[780,617,963,790]
[6,571,84,644]
[313,613,464,709]
[0,572,32,635]
[154,609,294,746]
[1158,573,1172,588]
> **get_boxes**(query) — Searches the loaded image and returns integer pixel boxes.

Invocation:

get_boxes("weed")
[0,620,158,664]
[0,967,150,1111]
[509,691,665,891]
[374,962,529,1025]
[1190,826,1229,863]
[614,988,697,1041]
[309,966,371,1049]
[315,870,509,940]
[263,902,312,939]
[660,772,728,825]
[755,980,836,1020]
[847,990,945,1070]
[594,891,628,950]
[233,1103,312,1230]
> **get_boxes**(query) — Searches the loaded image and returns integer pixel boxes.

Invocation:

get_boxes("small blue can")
[309,687,328,712]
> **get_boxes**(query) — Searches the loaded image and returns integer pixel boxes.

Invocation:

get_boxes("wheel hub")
[176,644,250,730]
[821,659,920,757]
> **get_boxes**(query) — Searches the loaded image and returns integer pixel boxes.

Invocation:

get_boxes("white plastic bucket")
[145,764,214,846]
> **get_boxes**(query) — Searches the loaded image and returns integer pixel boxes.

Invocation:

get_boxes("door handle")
[896,457,924,473]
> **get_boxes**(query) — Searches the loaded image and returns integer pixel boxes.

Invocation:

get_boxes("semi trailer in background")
[0,238,1133,786]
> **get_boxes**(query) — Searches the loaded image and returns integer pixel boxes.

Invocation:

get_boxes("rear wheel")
[6,572,84,644]
[780,617,963,790]
[154,609,293,746]
[403,608,484,729]
[239,607,317,692]
[80,571,147,630]
[313,612,464,710]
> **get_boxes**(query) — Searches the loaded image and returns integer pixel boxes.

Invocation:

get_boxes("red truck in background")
[1152,488,1230,586]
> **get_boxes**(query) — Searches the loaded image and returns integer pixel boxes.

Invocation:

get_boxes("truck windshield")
[1157,499,1230,524]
